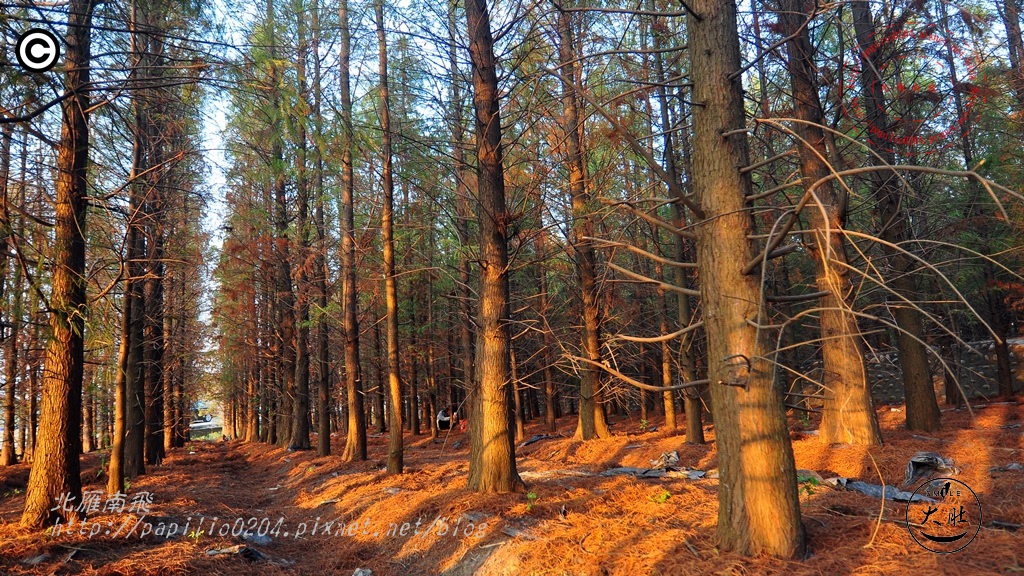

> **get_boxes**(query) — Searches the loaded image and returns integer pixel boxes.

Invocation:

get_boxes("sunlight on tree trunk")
[376,0,404,475]
[780,0,881,445]
[557,6,611,441]
[851,0,941,432]
[22,0,94,527]
[688,0,805,556]
[465,0,523,494]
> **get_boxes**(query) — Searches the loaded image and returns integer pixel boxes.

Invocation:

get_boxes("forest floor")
[1,400,1023,575]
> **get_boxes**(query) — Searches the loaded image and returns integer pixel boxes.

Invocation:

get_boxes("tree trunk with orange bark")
[464,0,523,494]
[688,0,805,556]
[851,0,941,432]
[780,0,881,445]
[21,0,94,527]
[557,6,611,441]
[376,0,404,475]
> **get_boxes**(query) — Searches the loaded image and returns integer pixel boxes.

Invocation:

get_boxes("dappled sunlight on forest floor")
[1,400,1023,575]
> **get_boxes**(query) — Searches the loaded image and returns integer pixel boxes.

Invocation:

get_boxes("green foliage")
[650,489,671,504]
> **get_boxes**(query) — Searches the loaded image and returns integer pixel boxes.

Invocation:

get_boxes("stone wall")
[796,338,1024,404]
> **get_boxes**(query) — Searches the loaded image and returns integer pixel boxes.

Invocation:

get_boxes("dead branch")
[599,198,696,239]
[567,354,709,392]
[586,237,697,268]
[607,262,700,296]
[611,321,704,343]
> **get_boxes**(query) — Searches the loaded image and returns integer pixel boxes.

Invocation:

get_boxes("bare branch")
[607,262,700,296]
[567,354,709,392]
[611,321,704,343]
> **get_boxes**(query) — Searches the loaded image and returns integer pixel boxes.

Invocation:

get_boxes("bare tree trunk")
[376,0,404,475]
[998,0,1024,106]
[1,124,17,466]
[0,124,10,306]
[465,0,523,494]
[688,0,805,556]
[650,16,703,443]
[427,277,439,440]
[639,358,649,423]
[310,0,333,458]
[162,290,175,451]
[21,0,93,527]
[449,0,475,420]
[780,0,881,445]
[537,233,558,433]
[1,253,20,465]
[122,0,150,480]
[266,0,296,450]
[137,0,167,469]
[373,305,386,434]
[1,136,21,464]
[409,295,421,436]
[511,347,525,443]
[143,227,165,464]
[289,0,312,451]
[557,6,610,441]
[83,372,95,453]
[851,0,941,431]
[162,307,178,451]
[109,258,132,491]
[124,219,146,478]
[658,287,677,431]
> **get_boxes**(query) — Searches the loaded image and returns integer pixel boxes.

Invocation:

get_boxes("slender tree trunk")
[1,251,20,465]
[22,0,94,527]
[266,0,296,449]
[465,0,523,494]
[537,234,558,433]
[851,0,941,431]
[83,373,95,453]
[557,6,610,441]
[373,306,386,434]
[27,362,38,461]
[512,347,525,443]
[125,222,147,477]
[688,0,805,556]
[639,357,649,423]
[0,123,10,305]
[143,227,165,464]
[0,124,16,466]
[376,0,404,474]
[409,296,421,436]
[310,0,332,458]
[999,0,1024,106]
[162,285,176,451]
[139,0,166,468]
[780,0,881,445]
[289,0,312,451]
[426,230,439,440]
[650,17,703,443]
[658,287,677,431]
[450,0,475,419]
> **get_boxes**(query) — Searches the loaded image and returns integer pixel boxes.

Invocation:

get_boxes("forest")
[1,0,1023,573]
